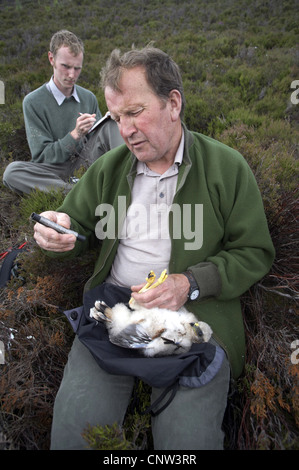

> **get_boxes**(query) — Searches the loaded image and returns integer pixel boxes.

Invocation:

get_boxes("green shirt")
[23,83,101,164]
[46,124,275,379]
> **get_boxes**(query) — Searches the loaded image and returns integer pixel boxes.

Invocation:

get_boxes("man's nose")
[68,68,76,78]
[119,116,137,139]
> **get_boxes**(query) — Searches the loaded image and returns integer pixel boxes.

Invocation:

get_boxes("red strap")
[0,242,27,260]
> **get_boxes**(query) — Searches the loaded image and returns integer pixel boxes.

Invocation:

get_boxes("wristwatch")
[182,270,200,301]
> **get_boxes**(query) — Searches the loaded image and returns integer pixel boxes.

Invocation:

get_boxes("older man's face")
[105,66,182,172]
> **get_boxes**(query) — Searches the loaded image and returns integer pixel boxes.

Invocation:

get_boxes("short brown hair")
[100,45,185,117]
[49,30,84,57]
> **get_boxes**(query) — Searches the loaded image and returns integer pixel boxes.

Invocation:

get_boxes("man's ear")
[169,89,182,121]
[48,51,55,67]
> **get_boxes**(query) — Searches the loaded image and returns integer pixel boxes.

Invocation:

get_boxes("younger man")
[3,30,123,194]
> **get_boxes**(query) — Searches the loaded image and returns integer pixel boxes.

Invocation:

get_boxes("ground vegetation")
[0,0,298,450]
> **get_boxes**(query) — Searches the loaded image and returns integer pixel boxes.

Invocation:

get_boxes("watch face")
[190,289,199,300]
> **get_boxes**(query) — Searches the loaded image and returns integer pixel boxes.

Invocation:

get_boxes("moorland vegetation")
[0,0,298,450]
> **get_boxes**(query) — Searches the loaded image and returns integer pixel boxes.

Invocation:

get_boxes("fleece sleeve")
[190,159,275,301]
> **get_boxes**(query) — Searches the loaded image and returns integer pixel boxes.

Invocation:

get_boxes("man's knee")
[2,162,23,193]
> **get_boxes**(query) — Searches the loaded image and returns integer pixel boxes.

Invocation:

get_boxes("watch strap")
[182,270,200,300]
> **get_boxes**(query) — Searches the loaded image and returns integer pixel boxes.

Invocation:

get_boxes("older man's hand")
[130,273,190,311]
[33,211,76,253]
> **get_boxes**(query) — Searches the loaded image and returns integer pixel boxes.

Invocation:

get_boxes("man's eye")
[131,108,143,116]
[111,109,143,123]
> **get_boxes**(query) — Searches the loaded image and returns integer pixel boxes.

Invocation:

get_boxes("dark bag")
[0,242,27,288]
[64,283,225,416]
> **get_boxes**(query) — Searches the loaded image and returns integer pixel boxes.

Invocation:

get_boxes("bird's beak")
[190,322,203,337]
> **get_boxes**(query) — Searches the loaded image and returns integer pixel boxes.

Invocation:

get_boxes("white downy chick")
[90,300,212,357]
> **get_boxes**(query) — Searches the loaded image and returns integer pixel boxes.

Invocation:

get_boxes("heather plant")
[0,0,298,450]
[18,188,66,226]
[82,381,152,450]
[215,120,298,215]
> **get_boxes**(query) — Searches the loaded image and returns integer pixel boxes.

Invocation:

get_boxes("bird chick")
[90,301,212,357]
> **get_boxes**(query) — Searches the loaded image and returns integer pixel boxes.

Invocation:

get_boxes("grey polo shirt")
[107,133,184,288]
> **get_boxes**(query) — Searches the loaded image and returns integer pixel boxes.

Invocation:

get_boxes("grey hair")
[100,45,185,117]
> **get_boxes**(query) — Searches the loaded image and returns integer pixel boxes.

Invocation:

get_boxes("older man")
[3,30,123,194]
[33,46,275,450]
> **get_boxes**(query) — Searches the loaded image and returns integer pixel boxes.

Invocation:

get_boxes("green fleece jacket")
[47,124,275,379]
[23,83,101,164]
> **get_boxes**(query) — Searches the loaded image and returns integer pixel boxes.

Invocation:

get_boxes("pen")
[30,212,86,242]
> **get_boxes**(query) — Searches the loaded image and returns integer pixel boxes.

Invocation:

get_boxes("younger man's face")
[48,45,83,97]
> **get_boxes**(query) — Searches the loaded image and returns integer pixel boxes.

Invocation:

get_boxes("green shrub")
[18,188,66,227]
